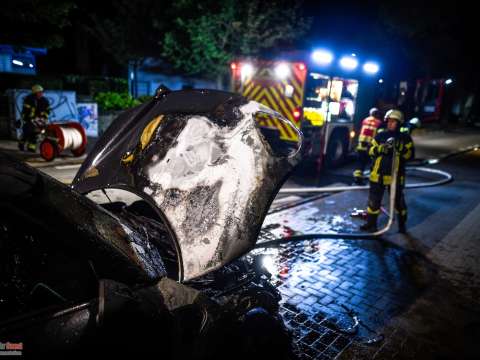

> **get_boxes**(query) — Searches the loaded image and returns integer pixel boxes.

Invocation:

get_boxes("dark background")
[1,0,478,89]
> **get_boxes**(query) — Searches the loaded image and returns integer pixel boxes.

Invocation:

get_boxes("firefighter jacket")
[368,129,414,185]
[356,116,382,151]
[21,94,51,123]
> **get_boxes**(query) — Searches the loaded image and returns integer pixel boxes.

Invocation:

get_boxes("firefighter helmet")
[384,109,404,123]
[369,107,380,117]
[32,84,44,93]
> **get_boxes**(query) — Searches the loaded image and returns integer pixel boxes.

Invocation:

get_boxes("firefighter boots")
[398,214,407,233]
[360,214,378,232]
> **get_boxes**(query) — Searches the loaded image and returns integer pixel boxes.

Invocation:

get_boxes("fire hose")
[256,144,480,245]
[60,126,84,150]
[255,144,477,344]
[40,122,87,161]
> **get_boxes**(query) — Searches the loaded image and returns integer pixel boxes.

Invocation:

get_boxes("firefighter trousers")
[19,121,38,149]
[353,149,370,182]
[367,181,407,226]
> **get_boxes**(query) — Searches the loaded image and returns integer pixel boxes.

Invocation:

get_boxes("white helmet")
[384,109,404,123]
[369,107,380,117]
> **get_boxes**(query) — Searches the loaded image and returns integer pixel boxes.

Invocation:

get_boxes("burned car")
[0,89,302,356]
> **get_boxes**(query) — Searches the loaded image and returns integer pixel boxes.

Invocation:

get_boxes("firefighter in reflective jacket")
[18,84,51,152]
[353,108,382,184]
[360,109,415,233]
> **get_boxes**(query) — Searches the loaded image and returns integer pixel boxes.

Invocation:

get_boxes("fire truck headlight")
[345,101,355,116]
[312,49,333,65]
[275,63,290,79]
[241,63,254,79]
[363,62,380,75]
[340,56,358,70]
[445,78,453,85]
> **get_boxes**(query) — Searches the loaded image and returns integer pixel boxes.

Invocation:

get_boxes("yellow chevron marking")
[269,86,294,122]
[256,89,292,140]
[249,84,263,101]
[242,81,255,97]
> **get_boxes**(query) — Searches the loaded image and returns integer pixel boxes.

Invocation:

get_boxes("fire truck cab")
[231,52,381,171]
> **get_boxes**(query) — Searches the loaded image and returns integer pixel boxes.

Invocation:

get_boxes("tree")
[162,0,311,86]
[81,0,170,67]
[0,0,76,48]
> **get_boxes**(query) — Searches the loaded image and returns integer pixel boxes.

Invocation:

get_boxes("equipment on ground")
[39,122,87,161]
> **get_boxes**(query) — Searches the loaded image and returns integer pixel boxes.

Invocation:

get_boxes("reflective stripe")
[383,175,392,185]
[356,143,368,151]
[369,139,379,157]
[369,156,382,183]
[383,153,400,185]
[358,134,374,142]
[403,140,413,160]
[353,169,363,177]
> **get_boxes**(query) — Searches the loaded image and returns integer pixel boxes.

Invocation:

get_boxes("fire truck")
[231,51,381,171]
[396,78,449,123]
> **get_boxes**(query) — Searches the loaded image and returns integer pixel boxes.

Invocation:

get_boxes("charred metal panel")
[0,153,166,284]
[73,90,302,281]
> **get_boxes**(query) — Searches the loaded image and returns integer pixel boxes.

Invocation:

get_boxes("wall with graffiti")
[7,89,78,138]
[77,102,98,137]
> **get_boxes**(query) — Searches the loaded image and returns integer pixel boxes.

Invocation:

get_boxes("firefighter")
[360,109,415,233]
[18,84,51,152]
[353,107,382,184]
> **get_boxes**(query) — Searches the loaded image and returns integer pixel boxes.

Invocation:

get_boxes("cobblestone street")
[250,137,480,359]
[253,238,436,359]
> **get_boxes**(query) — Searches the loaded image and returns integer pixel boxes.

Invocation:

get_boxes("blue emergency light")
[339,56,358,71]
[311,49,334,65]
[363,62,380,75]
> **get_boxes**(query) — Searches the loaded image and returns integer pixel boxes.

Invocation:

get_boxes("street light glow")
[312,50,333,65]
[12,59,24,66]
[275,63,290,79]
[339,56,358,70]
[241,63,254,79]
[363,62,380,74]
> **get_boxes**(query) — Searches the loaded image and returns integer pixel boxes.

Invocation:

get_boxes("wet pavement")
[252,238,435,359]
[249,141,480,359]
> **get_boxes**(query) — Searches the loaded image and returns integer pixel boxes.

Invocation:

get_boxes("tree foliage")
[81,0,169,66]
[0,0,76,48]
[162,0,311,78]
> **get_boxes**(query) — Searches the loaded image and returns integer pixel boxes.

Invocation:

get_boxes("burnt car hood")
[72,89,302,281]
